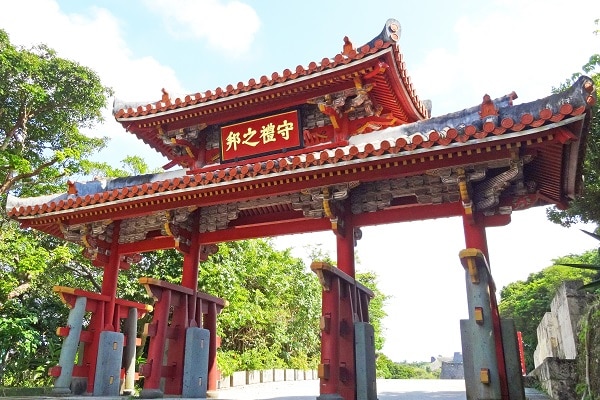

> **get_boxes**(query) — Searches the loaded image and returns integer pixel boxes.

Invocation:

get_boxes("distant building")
[432,352,464,379]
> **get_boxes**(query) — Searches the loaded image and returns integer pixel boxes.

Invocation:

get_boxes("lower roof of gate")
[5,76,596,250]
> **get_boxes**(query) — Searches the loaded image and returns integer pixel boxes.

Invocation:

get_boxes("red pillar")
[165,222,201,394]
[84,221,121,394]
[140,289,171,396]
[318,277,341,399]
[317,209,357,400]
[184,232,221,392]
[205,302,219,392]
[336,220,356,400]
[163,295,188,395]
[517,331,526,375]
[102,220,122,331]
[462,216,489,258]
[462,215,509,400]
[181,231,201,326]
[336,226,355,277]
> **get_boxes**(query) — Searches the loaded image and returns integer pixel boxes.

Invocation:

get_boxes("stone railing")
[218,369,318,389]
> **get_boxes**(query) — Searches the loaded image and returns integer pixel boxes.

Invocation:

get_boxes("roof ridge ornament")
[344,18,402,56]
[342,36,353,56]
[161,88,171,105]
[479,94,499,119]
[361,18,401,52]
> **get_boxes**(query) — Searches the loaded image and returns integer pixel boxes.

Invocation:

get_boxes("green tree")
[0,221,100,386]
[356,271,389,352]
[198,240,322,374]
[0,30,134,386]
[0,29,112,200]
[375,354,438,379]
[0,31,113,385]
[546,21,599,226]
[130,240,322,376]
[498,252,597,372]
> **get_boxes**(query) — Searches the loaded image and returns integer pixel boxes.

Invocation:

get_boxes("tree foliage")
[0,33,114,384]
[376,354,438,379]
[127,240,323,376]
[498,251,598,372]
[356,271,389,352]
[0,29,112,200]
[546,24,600,226]
[0,218,108,386]
[198,240,322,374]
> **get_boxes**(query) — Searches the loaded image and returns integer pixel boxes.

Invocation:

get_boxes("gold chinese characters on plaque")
[220,110,301,161]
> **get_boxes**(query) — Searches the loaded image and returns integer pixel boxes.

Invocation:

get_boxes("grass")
[0,387,53,397]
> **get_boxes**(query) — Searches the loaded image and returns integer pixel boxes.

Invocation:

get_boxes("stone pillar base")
[317,395,344,400]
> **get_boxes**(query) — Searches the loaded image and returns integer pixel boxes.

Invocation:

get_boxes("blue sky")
[1,0,599,362]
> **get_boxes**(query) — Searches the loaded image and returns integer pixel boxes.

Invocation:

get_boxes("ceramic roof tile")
[112,38,427,120]
[7,76,596,219]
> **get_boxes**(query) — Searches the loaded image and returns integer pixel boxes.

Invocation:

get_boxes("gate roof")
[6,19,597,257]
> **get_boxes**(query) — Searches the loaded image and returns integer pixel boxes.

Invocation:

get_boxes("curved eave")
[380,45,430,121]
[561,114,590,200]
[11,75,595,226]
[9,115,586,226]
[115,45,429,164]
[115,44,426,123]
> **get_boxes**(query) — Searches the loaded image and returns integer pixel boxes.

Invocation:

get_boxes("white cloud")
[142,0,261,57]
[0,1,184,102]
[0,0,181,170]
[411,0,600,116]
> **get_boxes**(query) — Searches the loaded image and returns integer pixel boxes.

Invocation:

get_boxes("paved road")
[217,379,466,399]
[0,379,552,399]
[216,379,551,400]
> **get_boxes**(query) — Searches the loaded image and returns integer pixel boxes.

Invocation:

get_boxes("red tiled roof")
[113,40,429,121]
[8,74,596,220]
[105,19,444,172]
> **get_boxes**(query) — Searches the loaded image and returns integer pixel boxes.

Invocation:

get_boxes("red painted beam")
[116,216,330,254]
[353,202,464,226]
[199,217,332,244]
[119,236,176,255]
[482,213,511,227]
[230,210,306,228]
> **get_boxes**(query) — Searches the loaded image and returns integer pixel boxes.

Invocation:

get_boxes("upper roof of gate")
[111,18,431,170]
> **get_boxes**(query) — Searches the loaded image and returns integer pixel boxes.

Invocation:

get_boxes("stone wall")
[530,280,594,400]
[440,362,464,379]
[439,352,464,379]
[552,281,590,359]
[532,281,591,368]
[531,358,578,400]
[533,312,560,366]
